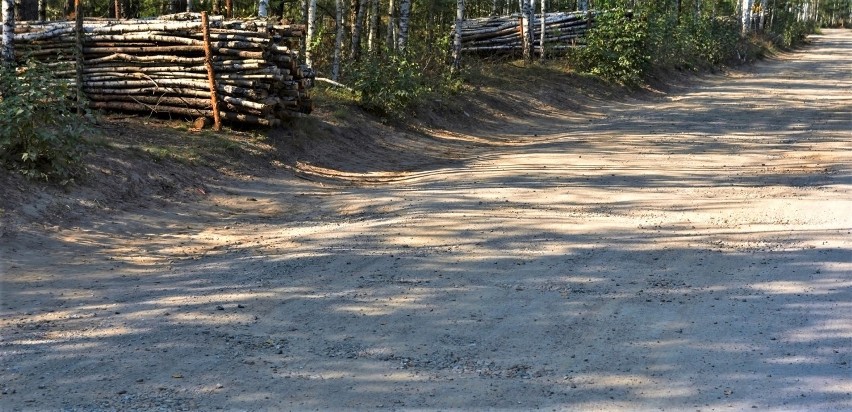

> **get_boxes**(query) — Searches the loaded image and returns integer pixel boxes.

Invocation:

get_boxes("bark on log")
[12,13,315,126]
[202,12,222,130]
[457,10,598,54]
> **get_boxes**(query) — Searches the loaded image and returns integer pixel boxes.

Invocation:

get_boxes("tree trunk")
[741,0,752,33]
[386,0,395,51]
[397,0,410,52]
[521,0,531,62]
[539,0,545,61]
[74,0,84,113]
[367,0,378,52]
[258,0,269,18]
[351,0,367,60]
[38,0,46,20]
[2,0,13,66]
[306,0,316,65]
[300,0,307,23]
[333,0,344,80]
[453,0,464,72]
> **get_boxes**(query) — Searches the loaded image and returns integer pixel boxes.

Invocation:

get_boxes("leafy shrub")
[651,15,742,69]
[0,61,88,183]
[347,52,429,117]
[575,8,650,86]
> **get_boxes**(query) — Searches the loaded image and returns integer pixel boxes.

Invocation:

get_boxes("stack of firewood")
[459,10,597,53]
[13,12,313,126]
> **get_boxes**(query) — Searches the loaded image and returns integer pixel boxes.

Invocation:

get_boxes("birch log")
[457,10,599,54]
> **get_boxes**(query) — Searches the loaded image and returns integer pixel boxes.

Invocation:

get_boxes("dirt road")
[2,30,850,411]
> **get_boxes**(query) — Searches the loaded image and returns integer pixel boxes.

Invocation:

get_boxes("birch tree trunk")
[258,0,269,18]
[453,0,464,72]
[306,0,316,65]
[38,0,45,20]
[186,0,193,12]
[1,0,13,66]
[351,0,367,60]
[741,0,753,33]
[386,0,395,51]
[367,0,378,53]
[521,0,531,62]
[491,0,498,15]
[539,0,545,61]
[397,0,410,52]
[332,0,344,80]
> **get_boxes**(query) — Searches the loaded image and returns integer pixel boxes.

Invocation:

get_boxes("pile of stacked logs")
[13,12,313,127]
[459,10,598,53]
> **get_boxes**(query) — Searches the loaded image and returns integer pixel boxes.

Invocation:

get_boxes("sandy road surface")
[1,30,851,411]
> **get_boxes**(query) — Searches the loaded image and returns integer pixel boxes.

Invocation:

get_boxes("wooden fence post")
[201,11,222,131]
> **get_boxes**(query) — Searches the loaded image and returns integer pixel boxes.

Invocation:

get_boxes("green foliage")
[778,19,816,48]
[574,8,650,86]
[348,52,429,117]
[347,49,461,119]
[0,61,89,183]
[645,15,741,70]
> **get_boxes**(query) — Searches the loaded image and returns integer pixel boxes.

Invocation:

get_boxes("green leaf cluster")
[573,8,650,86]
[348,50,451,119]
[645,14,742,70]
[0,61,89,183]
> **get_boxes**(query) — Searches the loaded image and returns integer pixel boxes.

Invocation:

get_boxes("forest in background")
[1,0,850,182]
[5,0,851,82]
